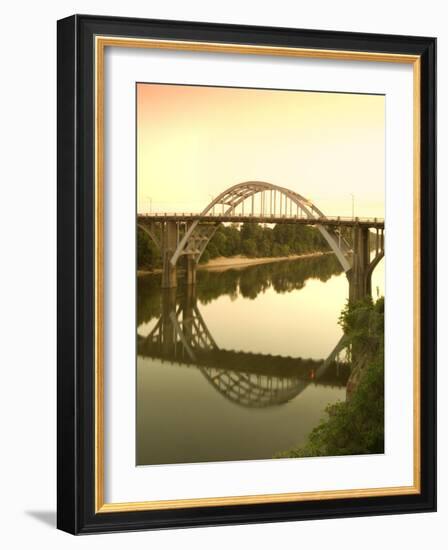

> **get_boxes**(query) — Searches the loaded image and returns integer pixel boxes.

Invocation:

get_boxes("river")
[136,253,384,465]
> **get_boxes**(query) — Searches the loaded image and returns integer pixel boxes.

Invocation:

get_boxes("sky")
[137,83,385,218]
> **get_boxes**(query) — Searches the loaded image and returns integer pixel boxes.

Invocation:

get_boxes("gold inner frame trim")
[94,35,421,514]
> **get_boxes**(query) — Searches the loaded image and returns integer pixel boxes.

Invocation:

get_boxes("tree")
[276,298,384,458]
[137,228,160,270]
[199,250,210,264]
[242,238,258,257]
[206,242,220,259]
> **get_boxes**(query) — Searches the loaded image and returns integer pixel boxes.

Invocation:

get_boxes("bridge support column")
[185,255,197,285]
[161,221,178,288]
[348,226,372,303]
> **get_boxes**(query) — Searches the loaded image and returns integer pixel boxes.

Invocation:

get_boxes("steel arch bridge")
[171,181,351,270]
[137,181,384,301]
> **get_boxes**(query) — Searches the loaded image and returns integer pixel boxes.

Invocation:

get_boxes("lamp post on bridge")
[145,195,152,214]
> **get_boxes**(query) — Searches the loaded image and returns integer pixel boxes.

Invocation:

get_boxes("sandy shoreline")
[137,251,330,276]
[198,252,330,271]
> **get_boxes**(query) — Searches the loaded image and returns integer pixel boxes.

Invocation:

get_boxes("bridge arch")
[170,181,351,272]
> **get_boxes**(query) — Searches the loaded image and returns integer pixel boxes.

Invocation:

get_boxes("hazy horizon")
[137,83,385,218]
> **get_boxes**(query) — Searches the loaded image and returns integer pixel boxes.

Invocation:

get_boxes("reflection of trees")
[137,274,163,326]
[137,254,343,326]
[194,270,240,304]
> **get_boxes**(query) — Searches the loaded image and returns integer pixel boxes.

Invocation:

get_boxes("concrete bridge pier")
[348,225,372,303]
[161,221,178,288]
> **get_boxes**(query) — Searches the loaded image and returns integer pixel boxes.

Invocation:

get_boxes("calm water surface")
[137,254,384,465]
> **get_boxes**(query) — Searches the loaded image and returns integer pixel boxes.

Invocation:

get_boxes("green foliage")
[137,221,331,270]
[242,238,258,257]
[276,297,384,458]
[276,359,384,458]
[208,222,330,260]
[137,228,160,271]
[199,250,210,264]
[339,296,384,358]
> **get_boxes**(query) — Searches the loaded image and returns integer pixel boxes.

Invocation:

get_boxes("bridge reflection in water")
[138,285,350,410]
[136,255,357,464]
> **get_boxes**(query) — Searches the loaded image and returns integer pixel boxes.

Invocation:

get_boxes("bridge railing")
[137,212,384,224]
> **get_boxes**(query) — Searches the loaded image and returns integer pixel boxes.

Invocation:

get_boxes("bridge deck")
[138,213,384,228]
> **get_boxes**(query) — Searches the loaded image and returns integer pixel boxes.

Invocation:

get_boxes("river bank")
[197,251,331,271]
[137,251,332,276]
[275,297,385,459]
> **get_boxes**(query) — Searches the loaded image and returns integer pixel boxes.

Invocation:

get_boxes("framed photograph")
[57,15,436,534]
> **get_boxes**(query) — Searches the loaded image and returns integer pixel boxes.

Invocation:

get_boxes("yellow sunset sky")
[137,83,385,218]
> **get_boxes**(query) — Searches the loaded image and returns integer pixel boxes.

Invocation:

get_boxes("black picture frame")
[57,14,436,534]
